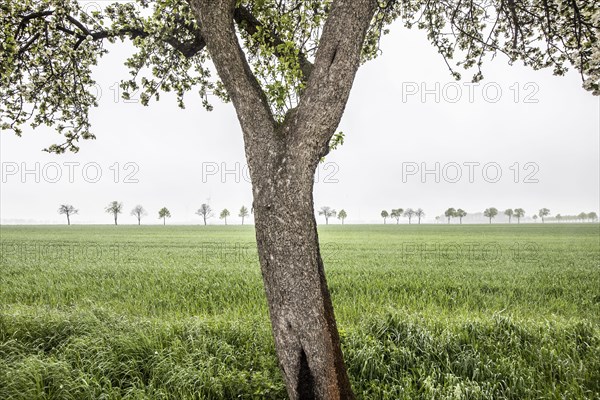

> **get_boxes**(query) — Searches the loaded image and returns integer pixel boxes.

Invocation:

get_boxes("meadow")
[0,224,598,399]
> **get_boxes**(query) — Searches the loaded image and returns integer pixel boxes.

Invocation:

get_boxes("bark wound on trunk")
[298,347,316,399]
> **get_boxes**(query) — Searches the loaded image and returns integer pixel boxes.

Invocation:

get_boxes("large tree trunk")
[252,152,353,399]
[190,1,377,397]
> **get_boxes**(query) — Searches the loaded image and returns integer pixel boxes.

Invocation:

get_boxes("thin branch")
[16,10,207,59]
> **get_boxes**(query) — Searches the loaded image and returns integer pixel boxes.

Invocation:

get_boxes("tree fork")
[191,0,377,397]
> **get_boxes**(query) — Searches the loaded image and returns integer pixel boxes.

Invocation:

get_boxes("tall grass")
[0,224,598,399]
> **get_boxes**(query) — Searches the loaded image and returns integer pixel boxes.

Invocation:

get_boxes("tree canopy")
[58,204,78,225]
[158,207,171,219]
[2,0,598,153]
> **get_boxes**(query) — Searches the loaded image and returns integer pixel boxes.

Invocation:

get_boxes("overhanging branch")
[16,10,206,59]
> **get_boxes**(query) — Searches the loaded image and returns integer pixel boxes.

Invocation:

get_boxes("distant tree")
[404,208,416,224]
[514,208,525,224]
[533,214,538,222]
[158,207,171,225]
[456,209,467,224]
[538,208,550,223]
[195,204,212,226]
[588,212,598,222]
[444,208,456,224]
[130,205,147,225]
[390,208,404,224]
[381,210,389,224]
[483,207,498,224]
[337,209,347,225]
[435,216,441,224]
[504,208,514,223]
[318,206,336,225]
[105,201,123,225]
[555,214,562,222]
[577,211,588,222]
[415,208,425,224]
[58,204,78,225]
[220,208,230,225]
[239,206,249,225]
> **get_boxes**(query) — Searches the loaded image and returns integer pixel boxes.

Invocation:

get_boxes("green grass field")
[0,224,599,399]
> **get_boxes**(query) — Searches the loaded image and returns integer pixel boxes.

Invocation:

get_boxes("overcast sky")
[1,15,598,225]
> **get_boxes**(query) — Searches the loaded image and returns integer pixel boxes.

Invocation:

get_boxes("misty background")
[1,14,598,225]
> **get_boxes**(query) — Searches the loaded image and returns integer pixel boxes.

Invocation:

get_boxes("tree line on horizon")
[380,208,426,224]
[57,202,251,226]
[433,207,598,224]
[377,207,598,225]
[57,203,598,226]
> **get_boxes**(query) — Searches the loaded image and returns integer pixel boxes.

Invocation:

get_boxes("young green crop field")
[0,224,598,399]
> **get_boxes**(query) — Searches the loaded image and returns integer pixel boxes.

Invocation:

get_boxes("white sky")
[1,18,599,225]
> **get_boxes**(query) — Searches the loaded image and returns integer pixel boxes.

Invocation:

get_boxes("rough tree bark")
[190,0,377,398]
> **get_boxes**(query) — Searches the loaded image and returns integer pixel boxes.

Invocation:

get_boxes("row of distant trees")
[58,203,599,225]
[554,212,599,222]
[478,207,531,224]
[436,207,598,224]
[380,208,426,224]
[58,203,252,225]
[317,207,347,224]
[436,207,525,224]
[376,207,598,224]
